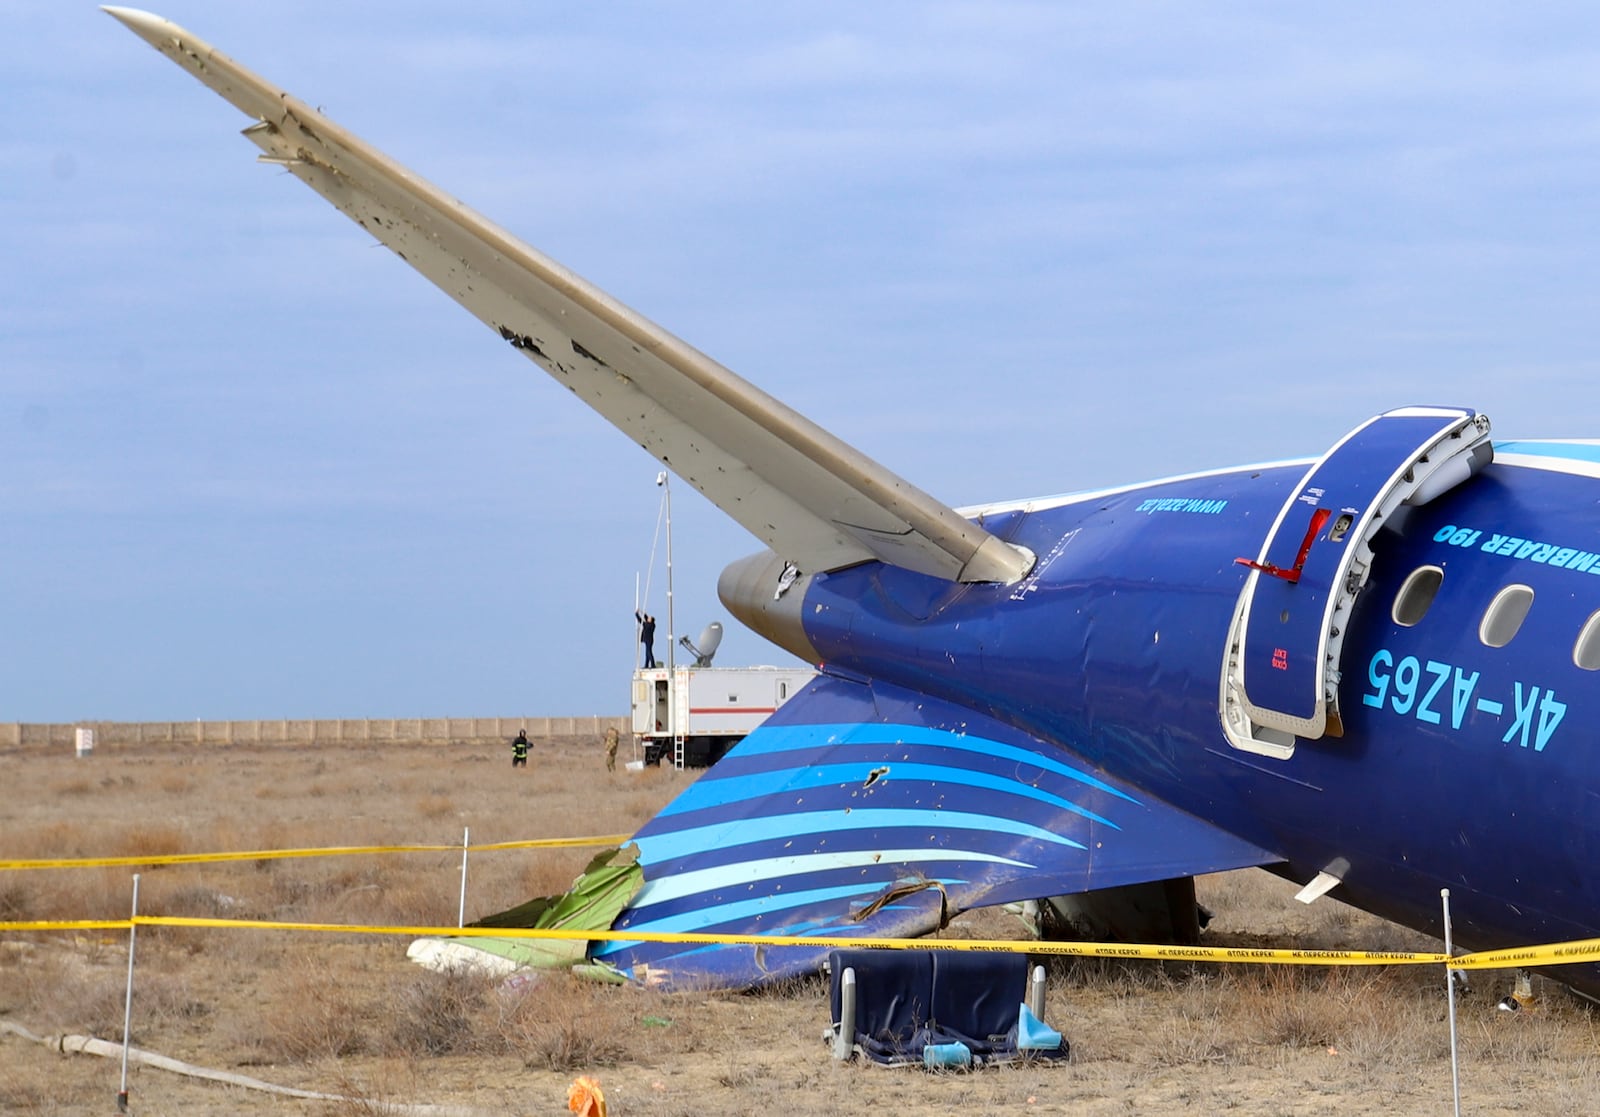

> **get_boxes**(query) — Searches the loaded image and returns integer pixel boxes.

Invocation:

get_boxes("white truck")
[631,664,816,768]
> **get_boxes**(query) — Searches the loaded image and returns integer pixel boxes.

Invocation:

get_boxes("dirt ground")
[2,736,1597,1116]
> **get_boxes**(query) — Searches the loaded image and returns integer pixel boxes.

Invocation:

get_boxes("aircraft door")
[1221,407,1492,757]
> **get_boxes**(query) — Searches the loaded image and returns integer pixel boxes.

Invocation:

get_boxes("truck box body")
[631,665,815,767]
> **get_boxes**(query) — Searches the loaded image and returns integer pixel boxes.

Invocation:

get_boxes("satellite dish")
[679,621,723,667]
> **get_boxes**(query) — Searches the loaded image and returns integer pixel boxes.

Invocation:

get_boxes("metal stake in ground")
[119,873,140,1113]
[1442,888,1461,1117]
[458,827,469,928]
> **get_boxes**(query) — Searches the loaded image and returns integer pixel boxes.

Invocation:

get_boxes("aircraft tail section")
[105,7,1032,586]
[595,673,1281,988]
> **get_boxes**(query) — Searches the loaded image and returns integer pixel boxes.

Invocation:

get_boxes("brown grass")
[0,735,1596,1115]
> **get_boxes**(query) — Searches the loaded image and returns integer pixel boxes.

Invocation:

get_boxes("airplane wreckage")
[111,9,1600,994]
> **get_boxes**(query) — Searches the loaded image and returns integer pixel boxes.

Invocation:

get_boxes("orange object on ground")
[567,1075,606,1117]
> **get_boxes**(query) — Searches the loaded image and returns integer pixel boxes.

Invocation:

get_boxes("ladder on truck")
[672,668,687,770]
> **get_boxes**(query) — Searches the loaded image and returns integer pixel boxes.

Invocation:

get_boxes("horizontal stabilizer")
[595,674,1282,988]
[105,7,1031,585]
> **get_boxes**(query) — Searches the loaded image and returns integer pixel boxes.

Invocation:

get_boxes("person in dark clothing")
[511,728,529,768]
[635,611,657,668]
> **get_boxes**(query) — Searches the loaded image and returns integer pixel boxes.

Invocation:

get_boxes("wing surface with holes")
[106,7,1031,585]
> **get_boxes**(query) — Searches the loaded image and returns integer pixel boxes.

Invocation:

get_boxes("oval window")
[1392,566,1444,627]
[1480,585,1534,648]
[1575,610,1600,670]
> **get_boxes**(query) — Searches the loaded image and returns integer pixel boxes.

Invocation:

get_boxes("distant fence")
[0,716,627,750]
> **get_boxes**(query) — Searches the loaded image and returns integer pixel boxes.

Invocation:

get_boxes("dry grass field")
[2,735,1597,1116]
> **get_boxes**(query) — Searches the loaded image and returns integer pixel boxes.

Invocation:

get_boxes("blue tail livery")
[597,673,1278,985]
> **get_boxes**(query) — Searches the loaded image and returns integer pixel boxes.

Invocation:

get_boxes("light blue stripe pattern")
[629,847,1033,908]
[592,883,949,956]
[633,808,1083,866]
[658,760,1118,828]
[1496,440,1600,465]
[730,721,1138,803]
[599,901,935,962]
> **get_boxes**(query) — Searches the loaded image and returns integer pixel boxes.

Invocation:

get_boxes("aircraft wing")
[593,672,1283,988]
[106,7,1032,586]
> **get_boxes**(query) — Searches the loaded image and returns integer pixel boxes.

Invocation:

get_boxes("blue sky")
[6,4,1600,721]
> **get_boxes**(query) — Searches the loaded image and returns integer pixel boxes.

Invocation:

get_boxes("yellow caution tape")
[0,920,133,932]
[0,834,632,871]
[3,915,1598,972]
[468,836,632,852]
[1447,937,1600,970]
[0,915,1448,964]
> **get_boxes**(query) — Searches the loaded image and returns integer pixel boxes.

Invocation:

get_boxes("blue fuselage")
[789,448,1600,979]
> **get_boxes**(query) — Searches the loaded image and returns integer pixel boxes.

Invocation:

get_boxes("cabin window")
[1575,611,1600,670]
[1480,584,1534,648]
[1392,566,1444,627]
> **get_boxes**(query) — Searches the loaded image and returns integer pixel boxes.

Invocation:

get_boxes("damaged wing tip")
[103,6,178,43]
[103,6,159,26]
